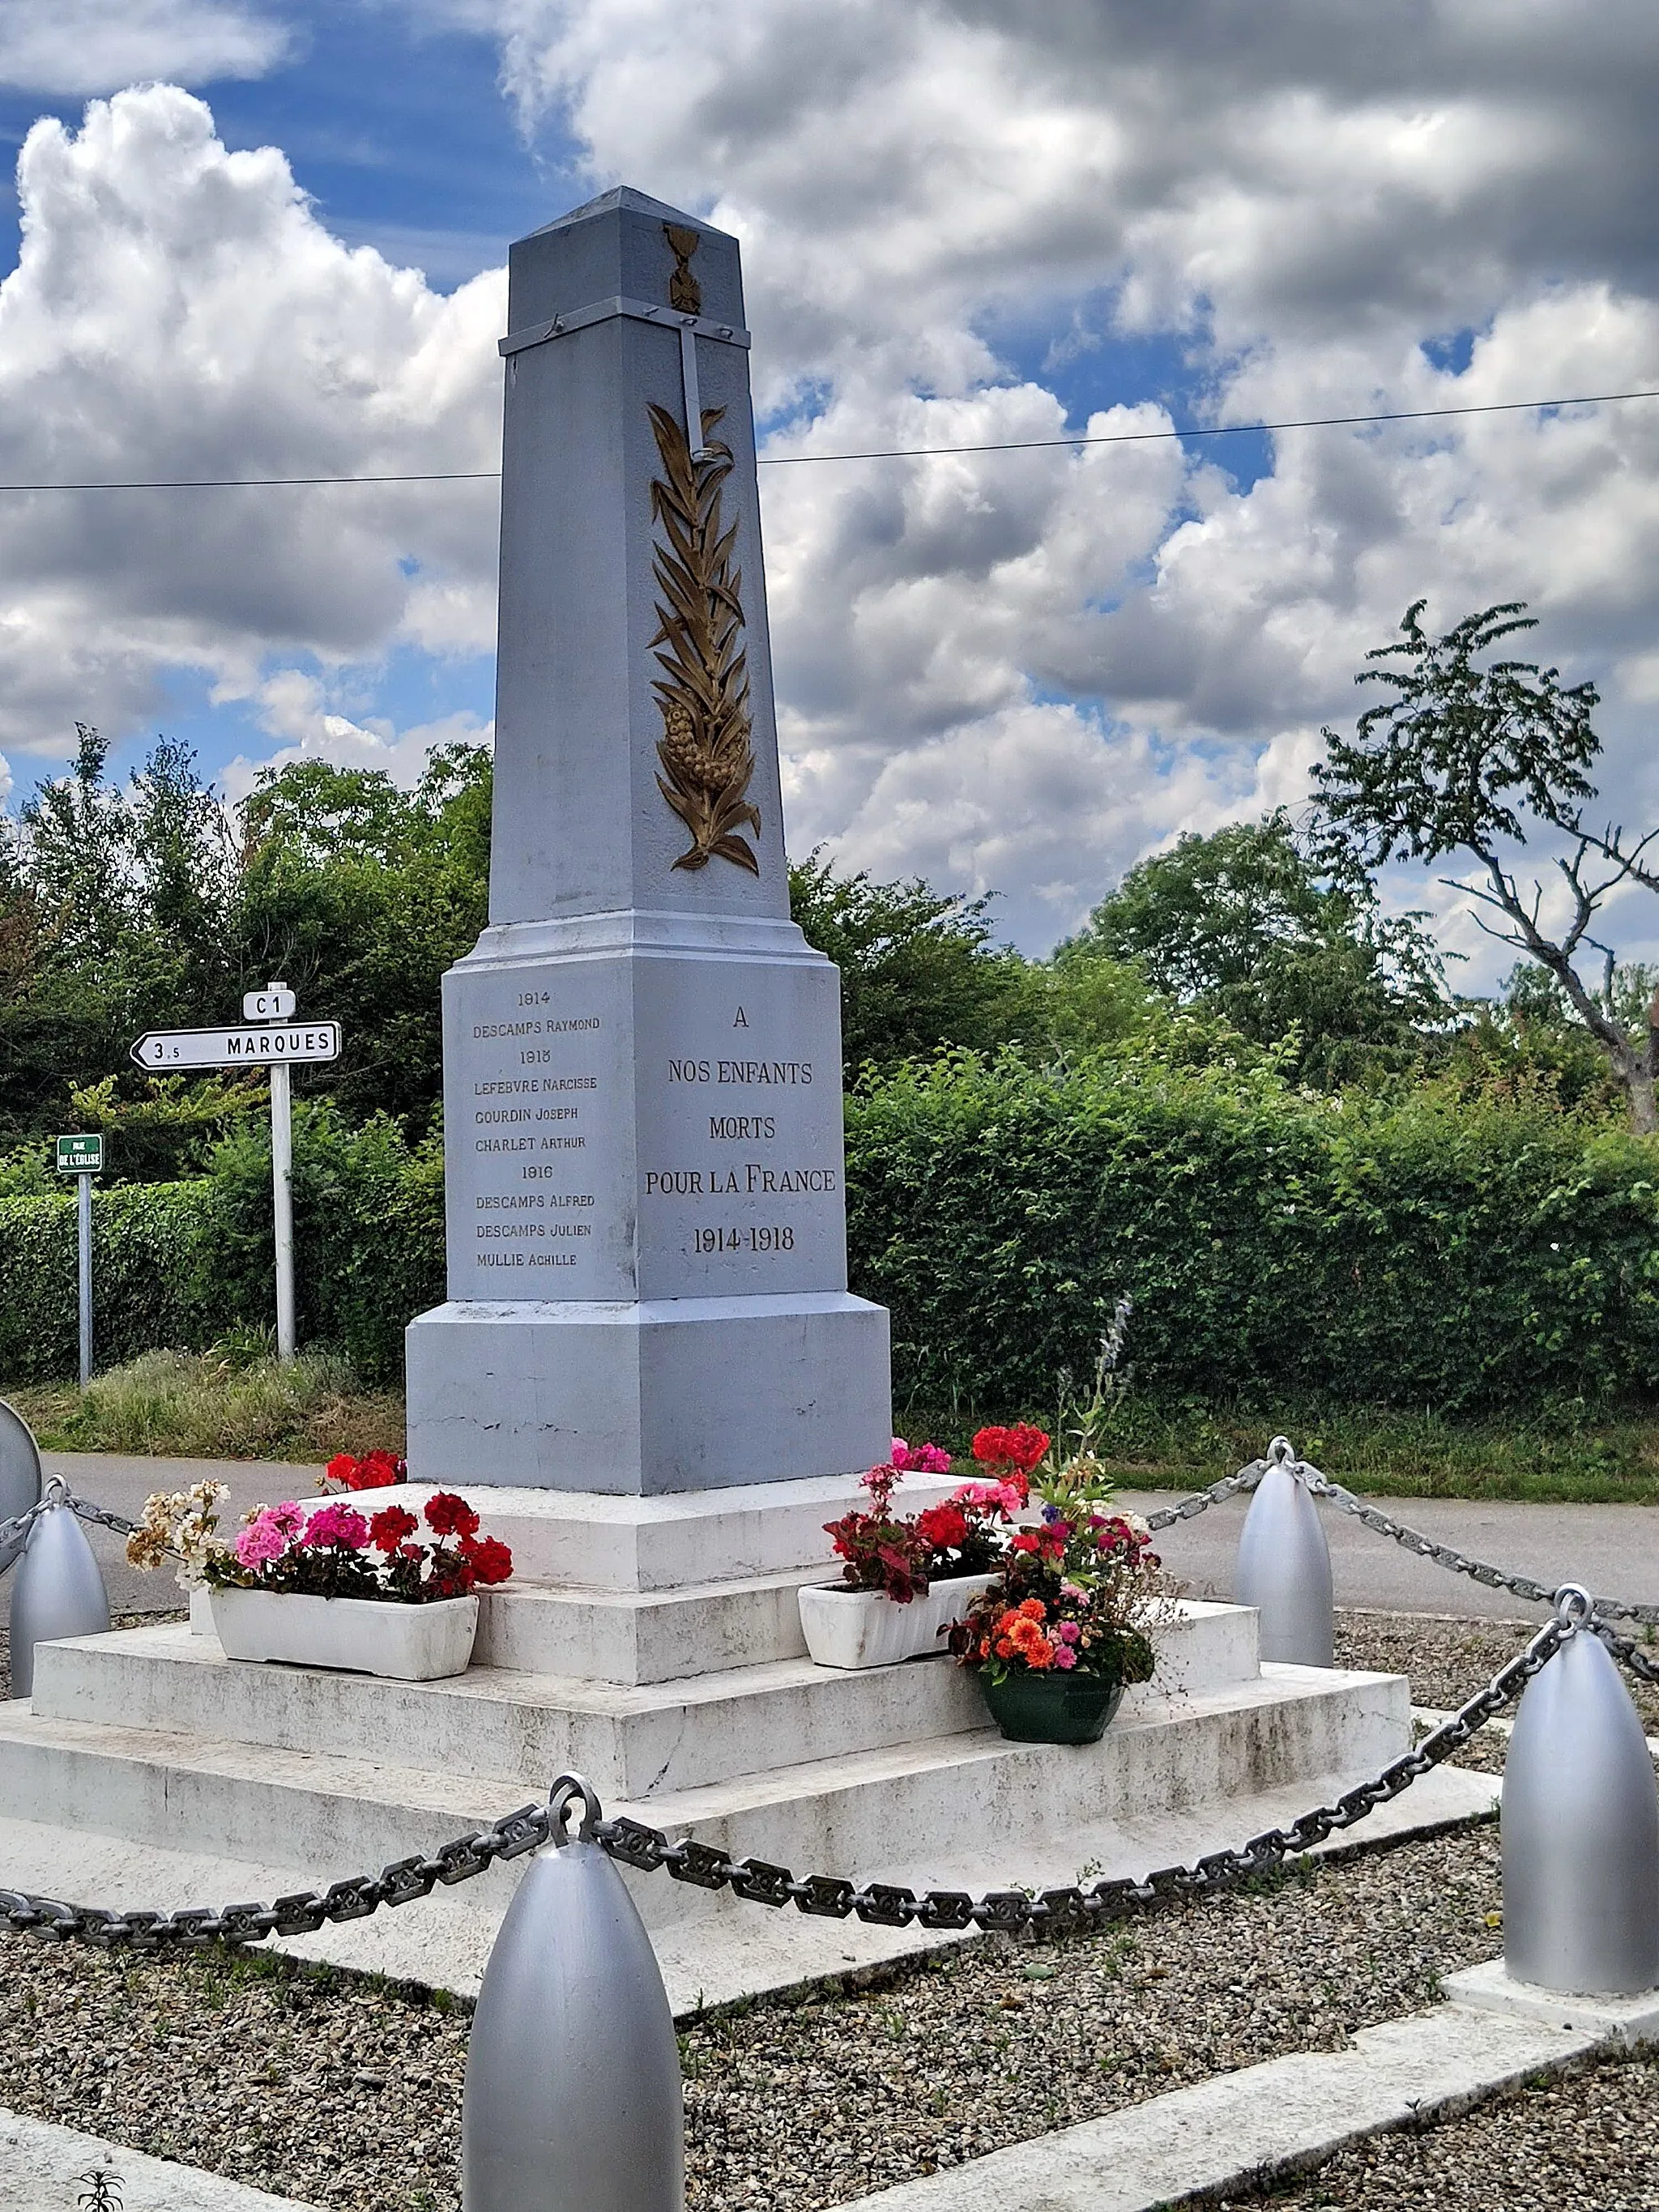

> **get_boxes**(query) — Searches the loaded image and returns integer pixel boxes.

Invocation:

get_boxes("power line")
[0,386,1655,492]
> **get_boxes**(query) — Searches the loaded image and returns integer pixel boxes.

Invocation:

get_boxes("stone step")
[0,1657,1410,1943]
[36,1602,1262,1797]
[471,1568,821,1682]
[350,1475,956,1593]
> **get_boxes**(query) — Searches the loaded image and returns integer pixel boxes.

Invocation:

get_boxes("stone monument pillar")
[405,187,891,1494]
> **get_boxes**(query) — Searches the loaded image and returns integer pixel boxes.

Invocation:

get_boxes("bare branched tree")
[1313,600,1659,1132]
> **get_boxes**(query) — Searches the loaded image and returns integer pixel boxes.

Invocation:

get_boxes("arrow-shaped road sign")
[130,1021,342,1071]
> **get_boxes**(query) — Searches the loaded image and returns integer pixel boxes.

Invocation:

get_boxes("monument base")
[405,1291,890,1493]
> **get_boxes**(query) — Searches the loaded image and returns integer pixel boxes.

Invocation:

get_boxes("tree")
[1059,810,1445,1083]
[1314,600,1659,1132]
[787,851,1042,1074]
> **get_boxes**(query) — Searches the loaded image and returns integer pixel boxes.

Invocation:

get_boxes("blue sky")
[0,0,1656,974]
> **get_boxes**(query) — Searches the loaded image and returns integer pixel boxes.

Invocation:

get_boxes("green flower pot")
[979,1668,1125,1745]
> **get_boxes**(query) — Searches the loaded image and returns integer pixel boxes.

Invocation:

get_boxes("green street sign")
[56,1133,104,1174]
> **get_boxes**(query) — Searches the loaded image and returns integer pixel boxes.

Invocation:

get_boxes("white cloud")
[0,0,287,95]
[218,666,492,804]
[0,83,501,765]
[414,0,1659,961]
[10,15,1659,974]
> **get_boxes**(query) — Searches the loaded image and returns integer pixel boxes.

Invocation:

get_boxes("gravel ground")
[1239,2048,1659,2210]
[0,1826,1506,2211]
[0,1605,1648,2210]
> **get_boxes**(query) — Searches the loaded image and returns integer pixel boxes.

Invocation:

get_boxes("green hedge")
[0,1179,226,1382]
[2,1055,1657,1413]
[843,1053,1659,1415]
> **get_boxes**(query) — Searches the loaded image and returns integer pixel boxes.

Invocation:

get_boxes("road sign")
[130,1021,342,1071]
[55,1134,104,1174]
[243,984,296,1021]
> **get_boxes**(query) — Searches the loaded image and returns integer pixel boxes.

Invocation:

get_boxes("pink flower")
[303,1502,369,1550]
[267,1502,306,1536]
[1057,1621,1081,1643]
[1060,1582,1086,1602]
[233,1515,288,1569]
[1053,1643,1078,1669]
[996,1481,1025,1515]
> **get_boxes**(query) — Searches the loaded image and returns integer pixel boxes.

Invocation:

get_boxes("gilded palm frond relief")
[647,399,761,876]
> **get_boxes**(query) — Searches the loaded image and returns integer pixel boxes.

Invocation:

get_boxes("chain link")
[0,1798,557,1953]
[591,1615,1563,1936]
[1292,1464,1659,1627]
[0,1620,1561,1958]
[1143,1438,1659,1630]
[1143,1460,1267,1532]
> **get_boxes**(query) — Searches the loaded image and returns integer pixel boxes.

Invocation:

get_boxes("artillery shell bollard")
[1502,1586,1659,1996]
[1234,1437,1334,1667]
[0,1397,43,1574]
[9,1486,110,1699]
[463,1775,684,2212]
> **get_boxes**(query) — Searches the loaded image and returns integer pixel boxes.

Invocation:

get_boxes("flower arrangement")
[947,1459,1164,1690]
[824,1436,1023,1603]
[128,1484,513,1605]
[321,1449,407,1493]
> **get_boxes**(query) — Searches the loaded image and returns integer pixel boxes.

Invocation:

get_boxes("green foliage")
[0,1103,441,1385]
[0,734,491,1148]
[1314,600,1600,867]
[1060,810,1446,1084]
[205,1101,445,1380]
[0,1179,225,1382]
[788,850,1042,1073]
[1313,599,1659,1128]
[843,1047,1659,1418]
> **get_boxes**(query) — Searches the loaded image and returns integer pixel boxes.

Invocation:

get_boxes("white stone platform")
[0,1476,1495,2007]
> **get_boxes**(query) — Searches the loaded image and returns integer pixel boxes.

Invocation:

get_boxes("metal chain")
[1294,1464,1659,1627]
[587,1614,1564,1935]
[0,1800,557,1952]
[1592,1616,1659,1689]
[0,1619,1563,1956]
[1143,1459,1267,1532]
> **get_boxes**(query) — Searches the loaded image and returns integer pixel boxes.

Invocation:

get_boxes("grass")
[5,1348,1658,1500]
[898,1396,1659,1506]
[2,1347,405,1464]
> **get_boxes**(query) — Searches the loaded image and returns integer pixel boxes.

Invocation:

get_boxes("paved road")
[39,1453,325,1613]
[1117,1487,1659,1621]
[24,1453,1659,1621]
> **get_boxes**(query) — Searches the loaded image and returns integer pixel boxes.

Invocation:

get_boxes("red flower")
[369,1504,419,1553]
[324,1453,356,1489]
[970,1424,1050,1473]
[1010,1528,1041,1554]
[460,1535,514,1586]
[424,1491,480,1539]
[916,1503,969,1551]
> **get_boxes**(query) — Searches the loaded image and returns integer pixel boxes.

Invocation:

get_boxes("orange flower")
[1017,1597,1047,1622]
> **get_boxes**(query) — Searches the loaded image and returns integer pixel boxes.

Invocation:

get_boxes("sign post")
[130,985,339,1366]
[246,984,299,1362]
[56,1134,105,1386]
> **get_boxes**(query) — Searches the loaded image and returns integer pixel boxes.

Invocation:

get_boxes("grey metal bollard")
[1503,1585,1659,1996]
[1234,1438,1334,1667]
[9,1490,110,1699]
[463,1774,684,2212]
[0,1398,43,1575]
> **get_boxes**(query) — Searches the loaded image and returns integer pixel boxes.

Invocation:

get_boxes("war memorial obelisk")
[405,188,891,1493]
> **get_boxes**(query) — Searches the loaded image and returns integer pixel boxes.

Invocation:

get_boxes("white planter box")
[207,1588,479,1681]
[798,1573,997,1671]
